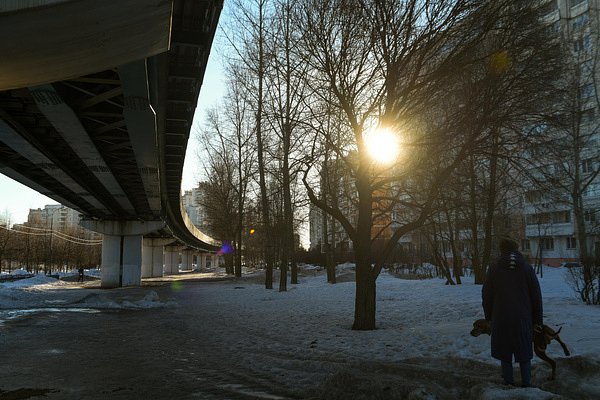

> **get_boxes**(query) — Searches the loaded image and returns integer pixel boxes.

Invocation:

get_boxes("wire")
[0,225,102,245]
[52,230,102,243]
[5,224,101,242]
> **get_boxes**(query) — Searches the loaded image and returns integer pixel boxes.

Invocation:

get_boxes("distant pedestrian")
[482,237,543,387]
[78,267,84,282]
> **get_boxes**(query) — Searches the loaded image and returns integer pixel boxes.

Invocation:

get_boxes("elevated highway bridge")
[0,0,223,287]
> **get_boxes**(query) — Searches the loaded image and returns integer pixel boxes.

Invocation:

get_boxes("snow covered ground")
[1,264,599,399]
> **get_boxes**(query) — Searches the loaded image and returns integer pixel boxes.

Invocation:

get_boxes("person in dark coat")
[482,237,543,387]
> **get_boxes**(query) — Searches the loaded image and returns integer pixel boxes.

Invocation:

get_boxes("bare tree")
[263,0,312,290]
[226,0,277,288]
[200,75,256,277]
[296,0,561,329]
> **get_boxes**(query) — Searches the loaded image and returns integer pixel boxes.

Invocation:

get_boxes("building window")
[574,36,592,53]
[541,237,554,250]
[573,13,589,31]
[525,190,543,203]
[580,83,595,100]
[547,20,560,34]
[585,209,596,222]
[580,60,593,77]
[567,237,577,249]
[583,184,595,197]
[581,107,596,124]
[522,239,531,251]
[553,211,571,223]
[582,159,594,173]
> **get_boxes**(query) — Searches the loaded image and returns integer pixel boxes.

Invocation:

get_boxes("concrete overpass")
[0,0,222,286]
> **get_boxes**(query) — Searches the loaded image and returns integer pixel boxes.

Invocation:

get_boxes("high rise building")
[522,0,600,266]
[27,204,81,230]
[182,184,209,232]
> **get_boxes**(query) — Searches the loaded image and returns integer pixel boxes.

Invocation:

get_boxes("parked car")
[561,262,582,268]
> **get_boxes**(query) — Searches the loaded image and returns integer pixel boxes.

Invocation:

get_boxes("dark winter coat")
[482,251,543,363]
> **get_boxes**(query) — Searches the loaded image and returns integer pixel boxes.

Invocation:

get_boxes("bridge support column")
[101,235,142,287]
[212,254,219,269]
[181,249,193,271]
[80,220,165,288]
[164,245,184,274]
[192,253,199,270]
[142,238,174,278]
[164,250,178,274]
[200,253,208,269]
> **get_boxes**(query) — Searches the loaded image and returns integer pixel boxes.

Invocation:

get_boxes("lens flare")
[217,241,233,256]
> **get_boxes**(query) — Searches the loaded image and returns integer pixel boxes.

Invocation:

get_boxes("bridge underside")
[0,0,222,254]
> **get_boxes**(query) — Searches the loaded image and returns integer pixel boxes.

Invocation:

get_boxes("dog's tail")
[553,326,562,337]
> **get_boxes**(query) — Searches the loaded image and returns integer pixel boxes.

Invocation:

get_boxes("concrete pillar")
[200,253,208,269]
[80,219,165,288]
[100,234,142,288]
[181,249,193,271]
[164,250,178,274]
[164,245,184,274]
[193,253,199,270]
[212,254,219,269]
[142,238,174,278]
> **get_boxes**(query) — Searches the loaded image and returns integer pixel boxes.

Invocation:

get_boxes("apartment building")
[308,158,356,255]
[27,204,80,230]
[24,204,101,240]
[182,184,209,232]
[522,0,600,266]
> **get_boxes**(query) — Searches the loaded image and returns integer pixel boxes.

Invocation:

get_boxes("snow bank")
[0,272,65,289]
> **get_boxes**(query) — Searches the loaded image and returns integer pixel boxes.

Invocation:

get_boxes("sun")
[364,127,399,165]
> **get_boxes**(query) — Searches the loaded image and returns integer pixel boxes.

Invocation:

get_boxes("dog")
[470,319,570,380]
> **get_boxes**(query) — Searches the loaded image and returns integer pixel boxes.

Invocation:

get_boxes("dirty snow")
[1,265,599,399]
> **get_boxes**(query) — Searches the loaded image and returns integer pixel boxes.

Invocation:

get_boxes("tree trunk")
[280,153,293,290]
[290,253,298,284]
[265,253,273,289]
[326,249,336,284]
[574,195,596,303]
[445,207,462,284]
[469,155,485,284]
[323,209,336,283]
[225,252,234,275]
[481,129,499,281]
[426,232,455,285]
[353,261,376,330]
[254,0,273,290]
[352,169,376,330]
[279,252,288,292]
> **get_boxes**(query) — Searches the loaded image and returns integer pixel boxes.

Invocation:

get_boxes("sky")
[0,28,226,226]
[1,264,598,398]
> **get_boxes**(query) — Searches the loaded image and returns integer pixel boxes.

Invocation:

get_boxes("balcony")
[570,0,589,16]
[526,223,574,237]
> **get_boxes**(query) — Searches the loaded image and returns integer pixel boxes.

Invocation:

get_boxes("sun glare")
[364,127,399,165]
